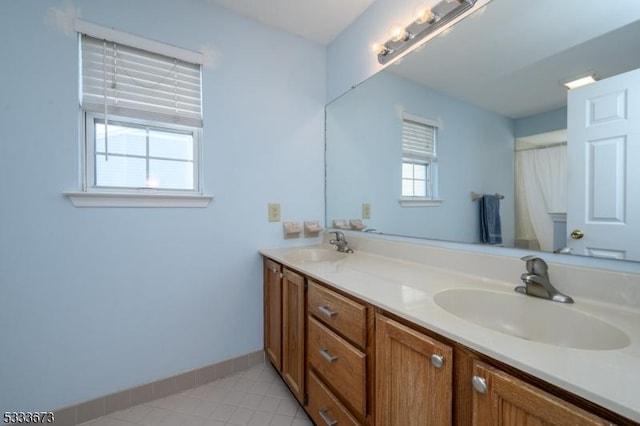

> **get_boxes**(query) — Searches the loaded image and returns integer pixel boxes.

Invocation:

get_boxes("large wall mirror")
[326,0,640,262]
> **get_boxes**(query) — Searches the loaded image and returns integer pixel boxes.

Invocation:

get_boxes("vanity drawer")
[307,370,361,426]
[308,316,366,417]
[308,280,367,348]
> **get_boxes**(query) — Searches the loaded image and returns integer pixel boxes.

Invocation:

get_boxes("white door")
[566,68,640,260]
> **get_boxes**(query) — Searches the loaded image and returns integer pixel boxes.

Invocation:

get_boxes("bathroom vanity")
[261,234,640,425]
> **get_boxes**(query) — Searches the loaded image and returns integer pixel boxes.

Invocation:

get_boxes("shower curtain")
[515,145,567,252]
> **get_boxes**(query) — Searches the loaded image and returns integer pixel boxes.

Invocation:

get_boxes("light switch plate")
[268,203,281,222]
[362,203,371,219]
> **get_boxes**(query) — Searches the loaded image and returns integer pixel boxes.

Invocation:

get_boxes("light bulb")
[371,42,391,56]
[389,24,407,42]
[415,7,435,24]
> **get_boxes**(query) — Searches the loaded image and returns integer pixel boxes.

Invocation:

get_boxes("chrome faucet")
[329,231,354,253]
[515,255,574,303]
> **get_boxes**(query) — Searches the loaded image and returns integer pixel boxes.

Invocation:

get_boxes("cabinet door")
[471,361,611,426]
[282,268,306,403]
[264,259,282,371]
[375,314,453,426]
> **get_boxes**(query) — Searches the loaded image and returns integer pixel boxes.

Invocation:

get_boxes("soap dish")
[283,221,301,239]
[350,219,366,231]
[332,219,350,229]
[304,220,324,238]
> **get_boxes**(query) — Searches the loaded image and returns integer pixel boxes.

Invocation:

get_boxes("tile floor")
[79,363,313,426]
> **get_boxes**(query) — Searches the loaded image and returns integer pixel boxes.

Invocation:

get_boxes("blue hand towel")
[480,195,502,244]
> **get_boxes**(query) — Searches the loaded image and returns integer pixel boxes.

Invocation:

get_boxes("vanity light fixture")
[371,42,393,56]
[389,24,415,42]
[563,74,597,90]
[415,7,436,25]
[376,0,476,65]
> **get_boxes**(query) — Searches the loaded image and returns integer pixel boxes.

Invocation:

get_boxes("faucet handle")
[520,255,548,275]
[329,231,345,241]
[520,255,538,261]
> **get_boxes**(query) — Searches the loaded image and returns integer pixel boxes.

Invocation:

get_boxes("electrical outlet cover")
[362,203,371,219]
[268,203,281,222]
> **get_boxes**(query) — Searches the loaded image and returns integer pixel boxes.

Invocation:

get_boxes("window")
[87,116,197,191]
[401,113,439,206]
[66,21,210,207]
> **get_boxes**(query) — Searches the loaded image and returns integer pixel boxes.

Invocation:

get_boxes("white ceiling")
[389,0,640,119]
[207,0,640,119]
[207,0,375,44]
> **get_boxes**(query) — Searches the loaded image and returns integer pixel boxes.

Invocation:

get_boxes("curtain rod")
[516,142,567,152]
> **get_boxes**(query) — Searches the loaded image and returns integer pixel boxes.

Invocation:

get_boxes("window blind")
[81,35,202,127]
[402,119,436,162]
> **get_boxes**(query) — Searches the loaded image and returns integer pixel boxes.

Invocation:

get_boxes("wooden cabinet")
[307,279,371,425]
[308,370,361,426]
[263,259,282,370]
[471,361,612,426]
[263,256,630,425]
[375,314,453,426]
[308,317,367,416]
[263,259,305,404]
[308,280,368,348]
[282,268,306,404]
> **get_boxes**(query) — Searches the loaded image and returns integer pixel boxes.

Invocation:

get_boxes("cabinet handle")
[319,348,339,363]
[430,354,444,369]
[472,375,488,394]
[270,268,283,278]
[318,305,338,318]
[318,408,338,426]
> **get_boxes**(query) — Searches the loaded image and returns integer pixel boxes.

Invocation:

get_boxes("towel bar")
[471,192,504,202]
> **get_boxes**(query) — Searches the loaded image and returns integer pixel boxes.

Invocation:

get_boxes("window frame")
[399,113,442,207]
[83,112,202,195]
[65,19,211,208]
[402,161,431,198]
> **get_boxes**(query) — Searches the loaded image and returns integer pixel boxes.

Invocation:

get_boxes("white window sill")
[399,197,443,207]
[64,191,213,208]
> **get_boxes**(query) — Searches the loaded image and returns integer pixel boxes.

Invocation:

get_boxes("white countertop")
[260,237,640,422]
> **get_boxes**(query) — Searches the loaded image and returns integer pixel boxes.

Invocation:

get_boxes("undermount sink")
[434,288,630,350]
[284,248,348,263]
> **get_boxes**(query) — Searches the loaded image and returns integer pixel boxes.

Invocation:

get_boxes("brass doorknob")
[570,229,584,240]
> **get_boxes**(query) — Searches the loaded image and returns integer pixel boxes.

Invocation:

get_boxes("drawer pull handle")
[319,408,338,426]
[319,348,339,363]
[430,354,444,369]
[318,305,338,318]
[472,375,488,394]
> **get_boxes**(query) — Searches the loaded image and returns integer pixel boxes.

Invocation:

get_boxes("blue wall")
[326,0,418,102]
[514,107,568,138]
[326,71,515,244]
[0,0,325,412]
